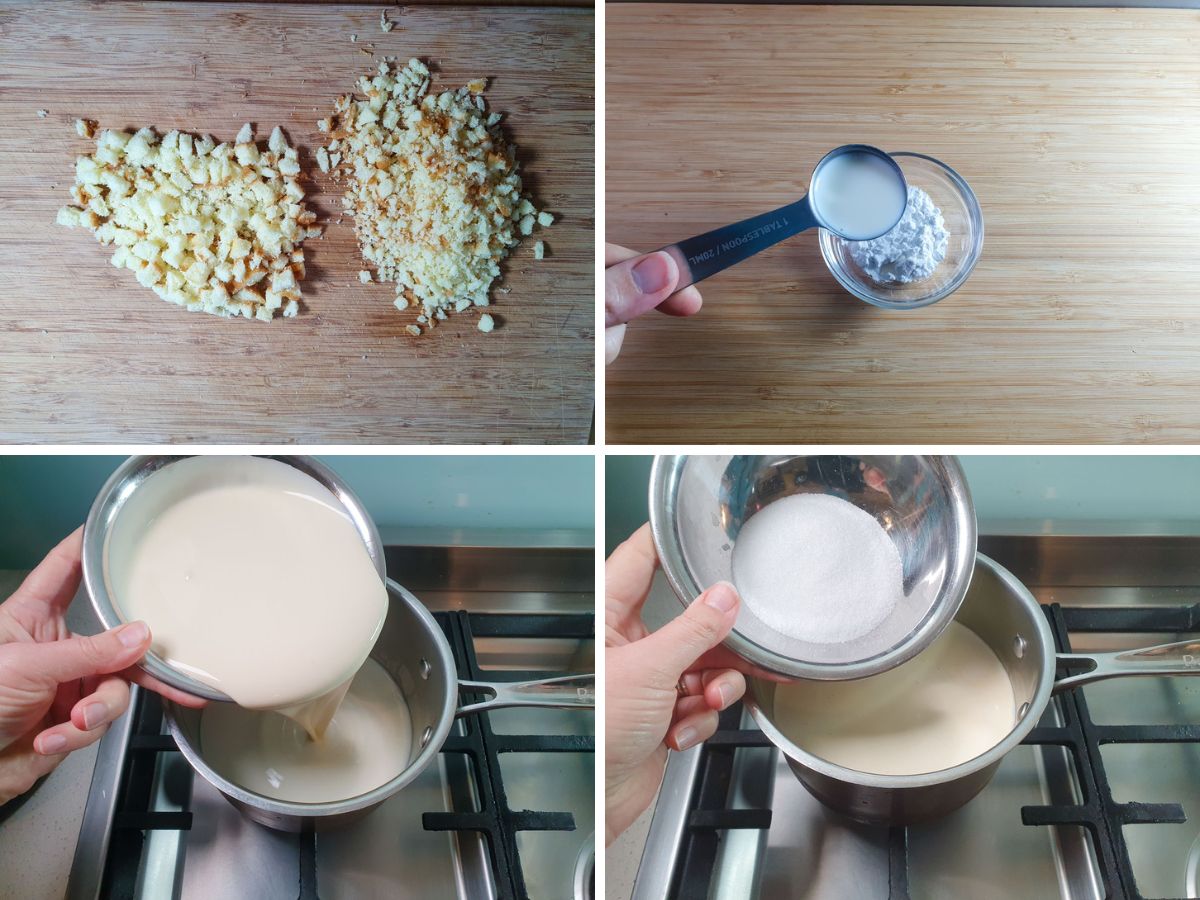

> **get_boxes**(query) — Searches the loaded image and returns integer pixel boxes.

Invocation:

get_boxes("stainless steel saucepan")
[748,553,1200,825]
[165,578,595,831]
[81,454,593,832]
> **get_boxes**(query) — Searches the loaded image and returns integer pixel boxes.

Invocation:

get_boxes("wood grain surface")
[606,4,1200,444]
[0,2,594,444]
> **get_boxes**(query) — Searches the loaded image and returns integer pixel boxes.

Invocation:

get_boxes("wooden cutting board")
[607,4,1200,444]
[0,2,593,444]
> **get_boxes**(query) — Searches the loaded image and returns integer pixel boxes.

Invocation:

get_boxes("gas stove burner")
[625,534,1200,900]
[65,543,594,900]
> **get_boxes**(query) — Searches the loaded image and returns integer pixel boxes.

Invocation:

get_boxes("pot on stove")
[748,553,1200,825]
[164,579,595,832]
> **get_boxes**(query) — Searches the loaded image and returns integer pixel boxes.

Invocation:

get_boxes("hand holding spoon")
[605,145,908,329]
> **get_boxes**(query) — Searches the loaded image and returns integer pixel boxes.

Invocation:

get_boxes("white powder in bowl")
[730,493,903,645]
[848,185,948,285]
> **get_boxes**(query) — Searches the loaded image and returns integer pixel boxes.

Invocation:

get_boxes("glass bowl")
[819,152,983,309]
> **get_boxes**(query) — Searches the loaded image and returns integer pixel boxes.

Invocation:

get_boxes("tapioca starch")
[848,185,948,284]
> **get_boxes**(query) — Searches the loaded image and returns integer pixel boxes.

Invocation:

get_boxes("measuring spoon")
[657,144,907,294]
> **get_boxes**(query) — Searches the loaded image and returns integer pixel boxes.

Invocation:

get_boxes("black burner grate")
[670,704,774,897]
[1018,603,1196,900]
[422,610,595,900]
[671,602,1199,900]
[85,609,593,900]
[99,690,189,899]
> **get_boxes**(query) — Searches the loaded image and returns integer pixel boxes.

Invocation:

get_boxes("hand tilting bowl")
[748,554,1200,825]
[81,454,594,831]
[166,579,594,831]
[649,455,977,680]
[82,455,388,703]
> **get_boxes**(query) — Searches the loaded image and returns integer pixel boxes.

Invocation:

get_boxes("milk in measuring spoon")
[810,150,907,241]
[108,456,389,741]
[771,622,1015,776]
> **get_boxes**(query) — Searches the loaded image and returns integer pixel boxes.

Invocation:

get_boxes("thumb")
[605,324,626,365]
[637,582,740,686]
[19,622,151,685]
[605,251,681,327]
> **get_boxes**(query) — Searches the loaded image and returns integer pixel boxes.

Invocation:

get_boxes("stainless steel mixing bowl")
[164,579,595,831]
[573,832,595,900]
[649,455,977,680]
[82,455,386,703]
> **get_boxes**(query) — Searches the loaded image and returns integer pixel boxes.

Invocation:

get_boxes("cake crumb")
[56,122,317,321]
[320,58,549,329]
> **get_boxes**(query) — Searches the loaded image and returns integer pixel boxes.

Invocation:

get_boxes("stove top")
[628,534,1200,900]
[64,542,595,900]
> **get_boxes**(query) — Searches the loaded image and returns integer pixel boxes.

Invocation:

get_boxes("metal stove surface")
[152,706,595,900]
[67,541,595,900]
[630,535,1200,900]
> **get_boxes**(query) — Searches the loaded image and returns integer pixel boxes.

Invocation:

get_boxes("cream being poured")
[107,456,388,740]
[199,657,413,802]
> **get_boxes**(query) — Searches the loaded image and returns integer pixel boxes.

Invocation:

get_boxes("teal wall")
[606,455,654,555]
[959,456,1200,531]
[0,455,594,569]
[605,455,1200,554]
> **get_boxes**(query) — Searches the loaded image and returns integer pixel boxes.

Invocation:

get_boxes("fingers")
[33,719,110,756]
[605,324,626,365]
[656,286,703,318]
[689,645,794,683]
[670,694,712,722]
[69,676,130,732]
[676,670,708,698]
[605,251,683,327]
[638,582,740,684]
[605,242,638,266]
[676,669,746,712]
[701,669,746,711]
[124,668,209,709]
[8,527,84,619]
[667,708,720,752]
[38,658,208,756]
[603,243,703,360]
[0,732,65,803]
[49,675,82,728]
[12,622,151,685]
[604,524,660,632]
[669,670,744,750]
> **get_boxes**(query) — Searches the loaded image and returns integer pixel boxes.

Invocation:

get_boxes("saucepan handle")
[455,674,595,717]
[1053,639,1200,694]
